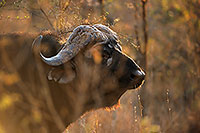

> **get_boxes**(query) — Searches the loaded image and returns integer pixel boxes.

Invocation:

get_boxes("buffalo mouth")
[134,79,145,89]
[128,78,145,90]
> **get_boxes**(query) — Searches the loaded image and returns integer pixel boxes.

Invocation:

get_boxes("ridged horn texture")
[39,24,120,66]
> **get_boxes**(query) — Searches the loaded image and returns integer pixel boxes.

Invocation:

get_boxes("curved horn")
[40,25,107,66]
[32,35,43,53]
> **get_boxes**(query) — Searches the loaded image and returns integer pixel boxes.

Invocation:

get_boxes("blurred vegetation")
[0,0,200,132]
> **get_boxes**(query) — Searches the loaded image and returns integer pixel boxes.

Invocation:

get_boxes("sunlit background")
[0,0,200,132]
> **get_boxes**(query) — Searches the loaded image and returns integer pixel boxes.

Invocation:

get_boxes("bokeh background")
[0,0,200,132]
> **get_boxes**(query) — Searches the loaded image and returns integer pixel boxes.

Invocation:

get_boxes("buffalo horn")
[38,25,118,66]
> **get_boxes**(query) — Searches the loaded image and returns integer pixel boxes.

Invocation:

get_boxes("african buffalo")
[0,24,145,133]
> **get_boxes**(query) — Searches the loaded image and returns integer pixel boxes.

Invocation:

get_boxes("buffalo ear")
[47,67,75,84]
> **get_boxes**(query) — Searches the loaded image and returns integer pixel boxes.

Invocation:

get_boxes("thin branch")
[141,0,148,70]
[40,7,55,31]
[133,0,141,52]
[117,32,140,49]
[141,0,148,49]
[139,0,149,118]
[98,0,105,16]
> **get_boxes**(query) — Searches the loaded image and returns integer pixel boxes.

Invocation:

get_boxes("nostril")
[129,70,146,80]
[130,70,145,80]
[130,73,135,80]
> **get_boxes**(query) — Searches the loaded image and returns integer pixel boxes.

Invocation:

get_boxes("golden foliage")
[32,108,42,123]
[0,125,5,133]
[0,72,19,86]
[140,117,160,133]
[0,93,21,110]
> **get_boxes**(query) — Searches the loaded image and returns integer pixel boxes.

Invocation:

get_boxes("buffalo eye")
[102,50,110,60]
